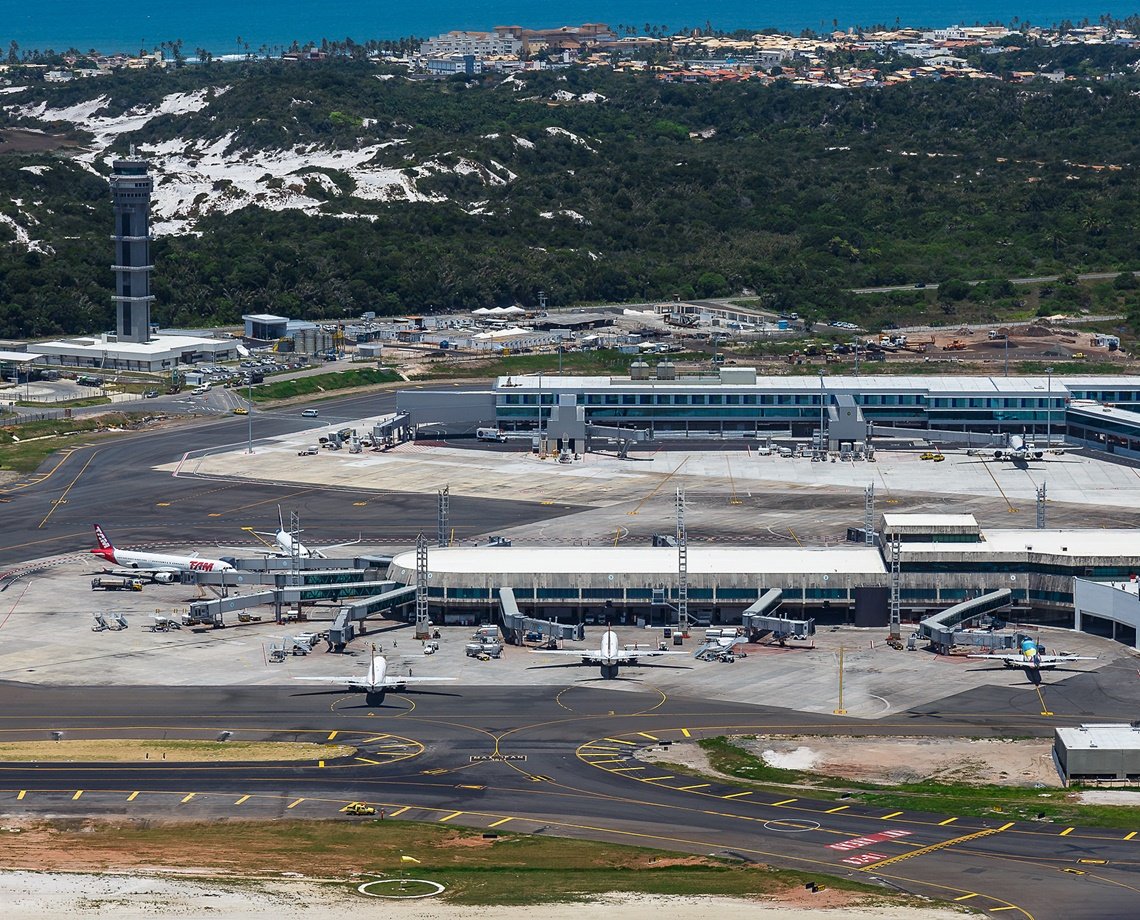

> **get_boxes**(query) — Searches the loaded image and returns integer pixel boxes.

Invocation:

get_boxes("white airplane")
[293,647,455,705]
[532,628,689,679]
[969,637,1097,671]
[242,507,361,559]
[991,434,1045,463]
[694,633,748,661]
[91,525,235,574]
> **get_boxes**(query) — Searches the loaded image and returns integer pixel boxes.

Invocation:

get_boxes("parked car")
[301,408,319,417]
[143,390,159,398]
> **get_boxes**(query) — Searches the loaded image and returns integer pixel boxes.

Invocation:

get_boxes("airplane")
[91,525,235,574]
[968,637,1097,671]
[240,507,361,560]
[293,646,455,705]
[990,434,1045,463]
[531,627,689,679]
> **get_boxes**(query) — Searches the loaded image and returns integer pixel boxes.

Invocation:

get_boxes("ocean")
[5,1,1137,55]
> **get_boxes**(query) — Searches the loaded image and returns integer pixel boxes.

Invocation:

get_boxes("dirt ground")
[0,740,356,763]
[0,128,81,154]
[641,736,1062,787]
[0,873,970,920]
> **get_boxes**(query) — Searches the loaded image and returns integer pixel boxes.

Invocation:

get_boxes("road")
[0,385,577,571]
[851,270,1139,295]
[0,668,1137,919]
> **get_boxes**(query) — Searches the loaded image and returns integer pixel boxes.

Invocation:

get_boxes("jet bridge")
[327,584,417,650]
[498,586,584,644]
[919,588,1013,652]
[184,580,406,628]
[740,589,815,642]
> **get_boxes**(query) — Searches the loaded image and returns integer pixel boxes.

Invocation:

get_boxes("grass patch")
[248,367,400,401]
[6,819,889,906]
[695,737,1140,830]
[16,396,111,409]
[0,740,356,762]
[0,413,147,473]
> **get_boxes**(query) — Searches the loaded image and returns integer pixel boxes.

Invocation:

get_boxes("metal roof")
[392,545,886,576]
[1057,724,1140,752]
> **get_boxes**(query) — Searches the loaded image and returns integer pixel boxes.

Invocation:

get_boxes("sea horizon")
[6,1,1139,56]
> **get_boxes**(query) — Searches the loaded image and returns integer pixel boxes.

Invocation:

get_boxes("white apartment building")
[422,30,523,57]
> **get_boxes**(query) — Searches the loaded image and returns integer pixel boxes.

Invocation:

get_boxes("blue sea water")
[4,1,1137,54]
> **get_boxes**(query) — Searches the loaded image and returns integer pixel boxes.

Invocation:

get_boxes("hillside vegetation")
[1,60,1139,338]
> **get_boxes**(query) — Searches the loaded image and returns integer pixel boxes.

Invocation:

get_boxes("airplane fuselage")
[91,547,234,573]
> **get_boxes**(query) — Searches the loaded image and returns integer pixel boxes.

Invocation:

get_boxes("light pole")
[818,370,826,459]
[247,376,253,454]
[1045,366,1053,448]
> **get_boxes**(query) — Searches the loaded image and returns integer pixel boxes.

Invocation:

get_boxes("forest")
[0,54,1138,339]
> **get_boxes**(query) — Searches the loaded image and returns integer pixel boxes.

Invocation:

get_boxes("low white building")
[422,30,522,57]
[35,332,237,372]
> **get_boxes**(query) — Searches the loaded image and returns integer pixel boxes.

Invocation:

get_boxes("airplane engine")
[152,572,176,584]
[993,450,1006,460]
[1031,450,1044,460]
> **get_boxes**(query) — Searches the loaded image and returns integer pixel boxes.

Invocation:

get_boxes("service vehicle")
[340,802,376,816]
[302,408,319,417]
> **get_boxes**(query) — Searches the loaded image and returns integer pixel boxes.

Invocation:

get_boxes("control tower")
[109,158,155,343]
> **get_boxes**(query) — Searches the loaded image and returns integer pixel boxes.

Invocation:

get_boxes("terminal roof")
[396,545,886,576]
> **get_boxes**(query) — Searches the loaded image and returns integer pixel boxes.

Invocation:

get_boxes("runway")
[0,675,1138,919]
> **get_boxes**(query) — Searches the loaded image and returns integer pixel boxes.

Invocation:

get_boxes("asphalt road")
[0,671,1137,919]
[0,385,576,571]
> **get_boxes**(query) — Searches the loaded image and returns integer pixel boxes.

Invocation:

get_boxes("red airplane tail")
[91,524,115,561]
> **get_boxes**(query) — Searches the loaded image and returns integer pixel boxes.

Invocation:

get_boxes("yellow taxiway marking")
[773,798,797,806]
[587,759,627,765]
[234,795,250,806]
[609,766,644,773]
[180,793,195,804]
[127,792,139,802]
[1124,831,1137,841]
[938,817,958,826]
[603,737,637,746]
[156,502,170,507]
[16,790,25,800]
[318,760,325,768]
[953,893,978,902]
[881,811,904,820]
[327,731,338,740]
[72,790,83,800]
[867,827,1006,869]
[388,806,409,817]
[361,736,389,743]
[439,811,463,822]
[636,732,659,741]
[990,907,1018,912]
[207,512,222,517]
[287,798,304,809]
[354,757,382,765]
[998,822,1015,831]
[1059,827,1074,837]
[679,784,711,791]
[680,728,692,738]
[826,805,850,814]
[352,501,367,507]
[723,791,752,799]
[643,775,674,782]
[488,817,514,828]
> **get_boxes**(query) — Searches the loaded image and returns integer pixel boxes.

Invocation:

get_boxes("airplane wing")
[1038,655,1098,664]
[967,654,1018,662]
[314,537,363,556]
[383,676,457,686]
[292,676,363,684]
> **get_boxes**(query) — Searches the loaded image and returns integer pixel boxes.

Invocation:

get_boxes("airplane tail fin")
[278,505,285,533]
[367,643,378,689]
[93,524,114,550]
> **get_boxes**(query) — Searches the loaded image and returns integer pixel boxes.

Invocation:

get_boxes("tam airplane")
[91,525,236,574]
[293,647,455,705]
[532,628,688,679]
[969,637,1097,671]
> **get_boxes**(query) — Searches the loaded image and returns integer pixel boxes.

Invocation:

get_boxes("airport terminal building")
[387,515,1140,647]
[398,370,1140,457]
